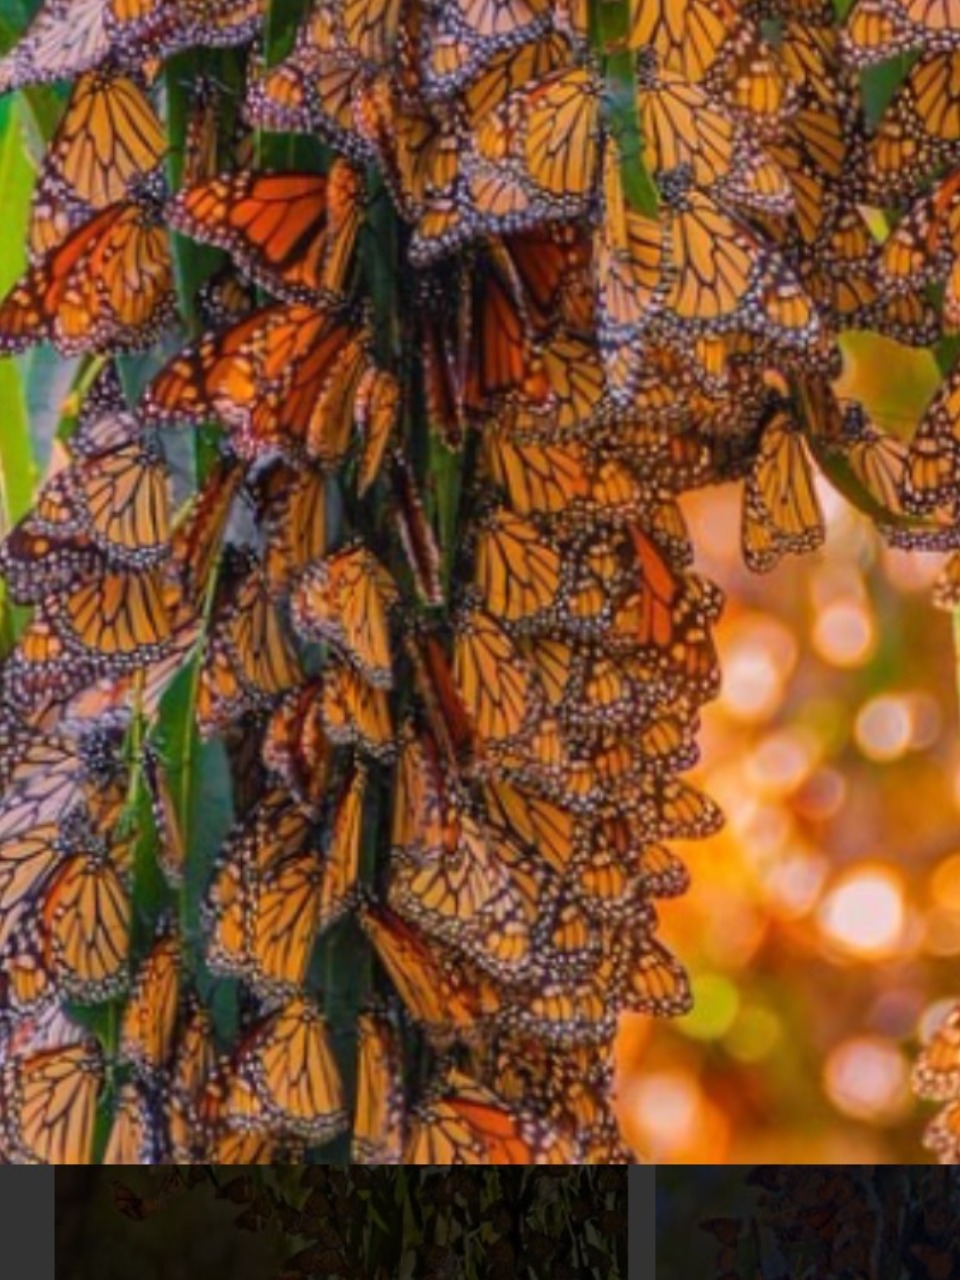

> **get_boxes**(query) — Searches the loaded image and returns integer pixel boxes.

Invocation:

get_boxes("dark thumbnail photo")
[658,1168,960,1280]
[56,1167,627,1280]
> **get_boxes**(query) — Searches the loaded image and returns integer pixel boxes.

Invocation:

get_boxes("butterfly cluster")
[701,1168,960,1280]
[105,1165,626,1280]
[915,1001,960,1164]
[0,0,959,1165]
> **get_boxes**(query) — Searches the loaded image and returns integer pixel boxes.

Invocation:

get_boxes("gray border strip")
[0,1167,54,1280]
[629,1166,655,1280]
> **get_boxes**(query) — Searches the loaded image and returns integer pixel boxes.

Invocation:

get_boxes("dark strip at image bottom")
[54,1167,628,1280]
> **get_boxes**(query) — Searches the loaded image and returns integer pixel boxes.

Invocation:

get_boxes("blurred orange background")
[615,335,960,1163]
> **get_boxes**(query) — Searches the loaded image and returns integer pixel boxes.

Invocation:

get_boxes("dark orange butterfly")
[166,160,362,305]
[0,194,175,356]
[290,543,399,688]
[358,897,502,1045]
[404,1067,579,1164]
[141,302,371,465]
[118,925,181,1078]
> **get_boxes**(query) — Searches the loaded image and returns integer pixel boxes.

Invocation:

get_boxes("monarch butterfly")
[636,50,794,218]
[0,724,124,845]
[0,0,264,92]
[934,550,960,609]
[320,661,396,760]
[453,605,544,748]
[142,748,185,889]
[178,74,225,186]
[0,819,61,954]
[69,360,141,457]
[141,302,370,465]
[628,0,738,82]
[169,456,244,608]
[2,1035,103,1163]
[166,161,362,305]
[842,0,960,68]
[472,506,563,625]
[481,775,576,877]
[356,368,400,496]
[404,1068,578,1164]
[621,933,693,1017]
[657,170,821,356]
[260,465,327,598]
[198,563,303,735]
[742,408,825,572]
[490,1036,608,1153]
[549,641,669,733]
[705,19,799,139]
[866,51,960,203]
[596,150,671,399]
[0,0,165,91]
[34,565,173,671]
[913,1002,960,1101]
[262,682,333,813]
[104,1081,165,1165]
[353,71,460,229]
[358,897,502,1043]
[879,166,960,331]
[118,926,181,1078]
[241,0,378,156]
[167,996,218,1162]
[506,944,619,1045]
[0,191,175,356]
[230,994,347,1144]
[903,358,960,515]
[38,825,133,1002]
[194,263,257,328]
[290,543,399,688]
[480,428,589,521]
[388,733,542,982]
[830,403,960,550]
[390,453,444,607]
[246,827,326,997]
[587,819,690,899]
[924,1095,960,1161]
[802,206,940,346]
[318,762,366,927]
[637,774,725,841]
[15,438,171,571]
[609,527,722,699]
[202,790,313,982]
[27,71,166,262]
[416,0,553,100]
[0,524,104,606]
[352,1005,405,1164]
[409,66,601,266]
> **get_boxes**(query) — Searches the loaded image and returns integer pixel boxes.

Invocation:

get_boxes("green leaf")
[0,95,38,532]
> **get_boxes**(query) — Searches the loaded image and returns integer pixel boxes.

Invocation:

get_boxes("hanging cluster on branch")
[0,0,959,1164]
